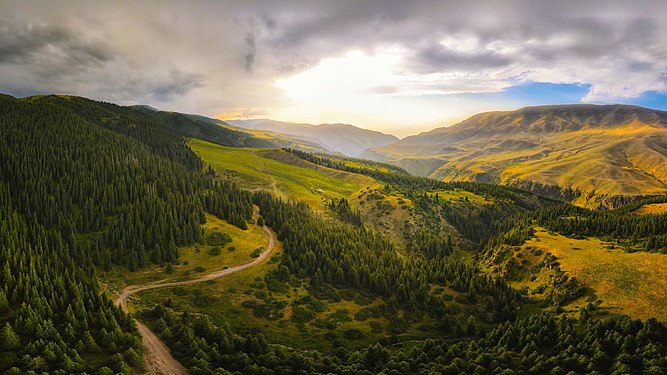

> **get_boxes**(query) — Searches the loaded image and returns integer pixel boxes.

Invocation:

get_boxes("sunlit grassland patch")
[189,139,379,210]
[634,202,667,215]
[520,228,667,321]
[431,188,490,205]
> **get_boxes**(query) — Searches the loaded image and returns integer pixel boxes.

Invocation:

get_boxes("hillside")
[227,118,399,157]
[362,104,667,203]
[2,93,666,374]
[0,93,253,372]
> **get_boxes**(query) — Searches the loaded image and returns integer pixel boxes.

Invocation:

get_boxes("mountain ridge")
[227,118,399,157]
[362,104,667,205]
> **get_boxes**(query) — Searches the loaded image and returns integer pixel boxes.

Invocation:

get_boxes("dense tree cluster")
[0,95,252,270]
[146,301,667,374]
[287,148,557,248]
[326,197,362,226]
[532,203,667,253]
[0,179,141,372]
[254,191,520,323]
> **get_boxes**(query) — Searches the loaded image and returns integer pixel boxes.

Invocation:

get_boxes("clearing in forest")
[634,202,667,215]
[521,228,667,321]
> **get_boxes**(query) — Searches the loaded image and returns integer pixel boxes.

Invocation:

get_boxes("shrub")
[209,247,221,256]
[343,329,365,340]
[207,232,231,246]
[290,306,316,323]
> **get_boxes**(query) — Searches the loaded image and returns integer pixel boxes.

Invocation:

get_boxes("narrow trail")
[252,150,279,196]
[115,205,277,375]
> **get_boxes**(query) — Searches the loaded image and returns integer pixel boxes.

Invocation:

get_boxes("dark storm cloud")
[147,70,205,101]
[0,20,114,66]
[411,44,512,73]
[244,32,257,73]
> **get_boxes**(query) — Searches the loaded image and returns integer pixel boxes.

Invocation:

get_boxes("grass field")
[432,188,490,205]
[137,239,443,352]
[520,228,667,321]
[189,139,379,210]
[99,213,267,300]
[634,202,667,215]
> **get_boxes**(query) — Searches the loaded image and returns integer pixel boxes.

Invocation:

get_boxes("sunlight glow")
[272,49,514,136]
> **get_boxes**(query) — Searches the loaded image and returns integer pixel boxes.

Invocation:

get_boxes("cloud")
[411,44,512,74]
[0,20,114,68]
[244,32,257,73]
[0,0,666,134]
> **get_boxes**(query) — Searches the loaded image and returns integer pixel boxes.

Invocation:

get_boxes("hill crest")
[362,104,667,204]
[227,118,399,157]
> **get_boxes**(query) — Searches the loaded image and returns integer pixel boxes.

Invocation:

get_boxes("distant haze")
[1,1,667,137]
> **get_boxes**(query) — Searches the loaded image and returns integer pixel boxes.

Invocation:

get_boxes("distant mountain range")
[226,119,399,157]
[362,104,667,203]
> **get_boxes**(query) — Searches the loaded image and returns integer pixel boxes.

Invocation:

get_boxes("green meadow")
[189,139,379,210]
[519,228,667,321]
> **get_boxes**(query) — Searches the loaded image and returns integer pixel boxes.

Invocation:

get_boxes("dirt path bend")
[115,205,276,375]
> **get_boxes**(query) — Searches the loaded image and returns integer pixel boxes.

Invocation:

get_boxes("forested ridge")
[287,148,557,248]
[486,199,667,253]
[0,94,252,372]
[254,191,520,322]
[143,302,667,374]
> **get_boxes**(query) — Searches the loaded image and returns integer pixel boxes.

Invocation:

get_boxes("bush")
[172,287,188,296]
[343,329,365,340]
[251,248,262,258]
[290,306,316,323]
[228,246,236,251]
[194,294,214,307]
[207,232,231,246]
[209,247,221,256]
[354,307,373,321]
[370,321,384,334]
[194,266,206,272]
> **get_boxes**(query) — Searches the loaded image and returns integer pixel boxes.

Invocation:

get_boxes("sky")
[1,1,667,137]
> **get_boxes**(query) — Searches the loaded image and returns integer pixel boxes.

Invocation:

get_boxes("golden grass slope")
[522,228,667,321]
[635,203,667,215]
[364,105,667,198]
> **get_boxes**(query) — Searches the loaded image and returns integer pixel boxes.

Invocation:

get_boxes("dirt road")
[115,205,276,374]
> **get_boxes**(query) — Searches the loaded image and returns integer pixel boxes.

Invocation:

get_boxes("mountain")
[227,118,399,157]
[362,104,667,203]
[129,107,329,152]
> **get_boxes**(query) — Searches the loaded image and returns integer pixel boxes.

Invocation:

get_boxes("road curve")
[115,205,276,374]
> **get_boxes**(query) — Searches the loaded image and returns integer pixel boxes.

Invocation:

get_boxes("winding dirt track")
[115,205,276,374]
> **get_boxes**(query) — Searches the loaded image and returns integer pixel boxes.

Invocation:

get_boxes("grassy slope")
[517,228,667,321]
[635,203,667,215]
[189,138,379,210]
[426,124,667,197]
[138,248,442,352]
[367,106,667,199]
